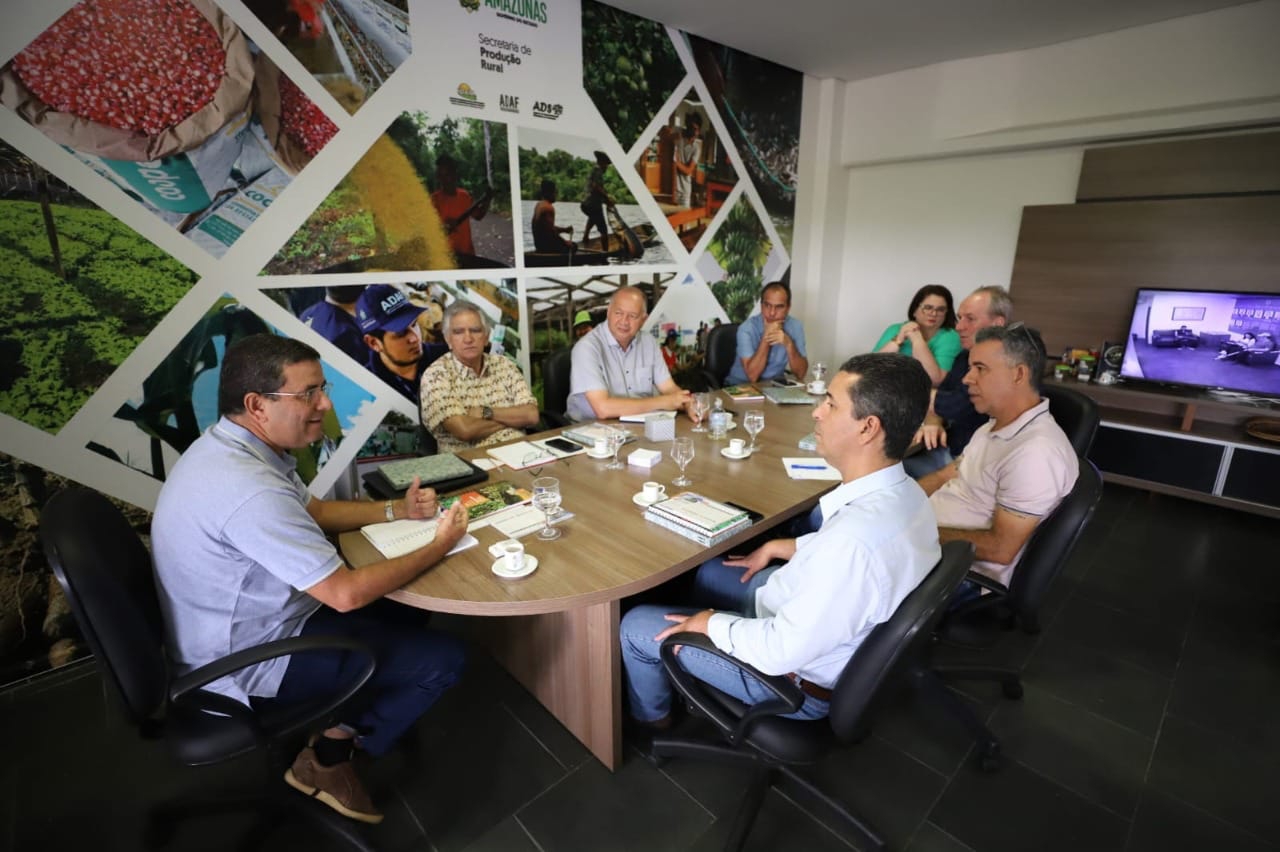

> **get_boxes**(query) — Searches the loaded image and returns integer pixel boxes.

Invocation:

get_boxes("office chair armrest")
[696,367,723,391]
[539,410,571,429]
[169,635,376,737]
[659,632,804,746]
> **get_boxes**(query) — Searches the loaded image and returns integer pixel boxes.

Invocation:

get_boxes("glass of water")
[689,392,710,433]
[743,409,765,452]
[671,437,694,487]
[531,476,562,541]
[606,427,629,470]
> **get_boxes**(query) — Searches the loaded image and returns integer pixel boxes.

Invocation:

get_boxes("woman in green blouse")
[873,285,960,385]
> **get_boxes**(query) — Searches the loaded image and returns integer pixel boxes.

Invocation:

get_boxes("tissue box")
[643,414,676,441]
[628,447,662,468]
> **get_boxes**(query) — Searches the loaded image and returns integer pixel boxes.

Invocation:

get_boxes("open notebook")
[359,519,479,560]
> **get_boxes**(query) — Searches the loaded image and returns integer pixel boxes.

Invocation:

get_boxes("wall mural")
[0,0,804,685]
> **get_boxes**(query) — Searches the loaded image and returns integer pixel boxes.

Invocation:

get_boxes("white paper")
[620,410,674,422]
[491,505,575,539]
[781,458,841,480]
[472,458,502,471]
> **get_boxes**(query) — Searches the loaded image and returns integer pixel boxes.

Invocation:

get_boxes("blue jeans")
[620,605,829,723]
[689,555,780,614]
[261,600,465,757]
[903,446,952,479]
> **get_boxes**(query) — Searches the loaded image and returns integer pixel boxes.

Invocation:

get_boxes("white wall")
[830,149,1083,364]
[790,0,1280,370]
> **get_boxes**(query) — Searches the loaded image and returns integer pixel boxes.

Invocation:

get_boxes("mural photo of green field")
[0,149,198,433]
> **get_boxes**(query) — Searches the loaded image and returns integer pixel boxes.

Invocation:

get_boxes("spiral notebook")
[358,520,479,560]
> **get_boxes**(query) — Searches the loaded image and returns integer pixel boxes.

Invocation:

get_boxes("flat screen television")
[1118,288,1280,399]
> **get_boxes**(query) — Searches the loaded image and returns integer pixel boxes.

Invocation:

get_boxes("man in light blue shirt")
[566,286,691,421]
[152,334,469,825]
[620,353,940,727]
[724,281,809,386]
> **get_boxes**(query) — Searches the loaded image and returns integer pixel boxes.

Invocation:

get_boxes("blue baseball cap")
[356,284,426,334]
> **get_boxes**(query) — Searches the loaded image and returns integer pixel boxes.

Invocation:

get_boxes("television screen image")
[1119,288,1280,398]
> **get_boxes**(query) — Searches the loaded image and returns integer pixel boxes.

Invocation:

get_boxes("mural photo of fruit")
[581,0,685,152]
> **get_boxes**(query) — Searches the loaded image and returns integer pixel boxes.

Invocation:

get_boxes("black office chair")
[540,346,574,427]
[698,322,740,389]
[39,487,378,850]
[1040,384,1100,457]
[652,541,973,852]
[928,461,1104,768]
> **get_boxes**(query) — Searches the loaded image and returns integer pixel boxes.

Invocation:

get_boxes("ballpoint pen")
[789,464,827,470]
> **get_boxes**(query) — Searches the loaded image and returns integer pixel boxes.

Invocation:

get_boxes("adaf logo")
[449,83,485,109]
[499,93,519,113]
[459,0,480,11]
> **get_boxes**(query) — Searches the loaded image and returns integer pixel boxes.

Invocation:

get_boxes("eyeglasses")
[1004,321,1043,353]
[262,381,331,404]
[918,305,948,315]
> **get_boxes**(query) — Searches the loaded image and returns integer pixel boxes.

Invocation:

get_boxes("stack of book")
[644,492,752,546]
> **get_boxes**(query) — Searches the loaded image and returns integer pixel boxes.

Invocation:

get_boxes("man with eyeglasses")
[356,283,449,404]
[919,324,1078,593]
[725,281,809,386]
[566,286,691,421]
[905,286,1012,478]
[152,334,469,825]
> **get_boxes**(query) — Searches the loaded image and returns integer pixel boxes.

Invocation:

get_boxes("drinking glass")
[689,392,710,433]
[531,476,562,541]
[671,437,694,487]
[743,409,765,452]
[606,427,628,470]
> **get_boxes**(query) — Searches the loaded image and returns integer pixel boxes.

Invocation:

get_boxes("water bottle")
[708,398,730,439]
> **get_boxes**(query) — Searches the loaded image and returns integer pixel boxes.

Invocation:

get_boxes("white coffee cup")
[642,481,666,502]
[593,437,608,454]
[728,438,747,455]
[808,381,826,395]
[501,540,525,572]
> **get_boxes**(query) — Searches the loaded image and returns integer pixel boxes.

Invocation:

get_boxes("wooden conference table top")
[339,396,836,615]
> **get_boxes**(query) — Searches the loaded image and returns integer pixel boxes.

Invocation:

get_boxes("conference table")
[339,395,834,770]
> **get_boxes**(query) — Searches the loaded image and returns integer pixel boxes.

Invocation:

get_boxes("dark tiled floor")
[6,485,1280,851]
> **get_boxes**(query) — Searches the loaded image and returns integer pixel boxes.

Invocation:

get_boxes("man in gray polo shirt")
[566,286,691,421]
[152,334,469,825]
[921,324,1078,593]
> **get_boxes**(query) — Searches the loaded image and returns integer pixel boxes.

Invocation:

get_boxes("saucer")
[720,447,752,460]
[633,492,666,507]
[492,554,538,579]
[586,448,613,459]
[807,383,827,395]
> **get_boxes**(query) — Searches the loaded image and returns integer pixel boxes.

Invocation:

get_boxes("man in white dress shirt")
[619,353,940,726]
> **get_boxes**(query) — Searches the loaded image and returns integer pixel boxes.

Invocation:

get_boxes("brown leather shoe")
[284,747,384,824]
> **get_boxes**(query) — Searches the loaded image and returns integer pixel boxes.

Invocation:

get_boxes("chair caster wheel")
[978,743,1002,772]
[1002,680,1024,700]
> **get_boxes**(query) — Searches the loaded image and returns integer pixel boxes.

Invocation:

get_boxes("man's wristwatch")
[481,405,493,420]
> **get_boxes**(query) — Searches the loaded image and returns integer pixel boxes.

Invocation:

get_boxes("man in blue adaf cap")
[356,284,449,404]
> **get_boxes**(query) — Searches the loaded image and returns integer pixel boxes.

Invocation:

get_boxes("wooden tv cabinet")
[1062,378,1280,519]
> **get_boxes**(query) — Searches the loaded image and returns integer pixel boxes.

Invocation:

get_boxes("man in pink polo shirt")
[920,323,1078,590]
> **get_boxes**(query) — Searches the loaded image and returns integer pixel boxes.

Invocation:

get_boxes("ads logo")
[459,0,479,11]
[532,101,562,120]
[499,94,519,113]
[449,83,485,109]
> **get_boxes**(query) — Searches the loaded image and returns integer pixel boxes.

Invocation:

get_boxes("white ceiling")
[602,0,1256,81]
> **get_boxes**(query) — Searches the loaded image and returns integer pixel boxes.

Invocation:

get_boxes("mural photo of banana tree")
[705,197,772,323]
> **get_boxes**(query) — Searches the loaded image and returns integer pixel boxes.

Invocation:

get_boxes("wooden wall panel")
[1010,196,1280,357]
[1077,130,1280,201]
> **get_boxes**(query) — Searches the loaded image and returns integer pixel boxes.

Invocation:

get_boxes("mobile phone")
[545,437,581,454]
